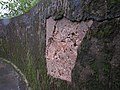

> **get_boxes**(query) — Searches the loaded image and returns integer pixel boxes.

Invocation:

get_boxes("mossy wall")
[72,18,120,90]
[0,0,120,90]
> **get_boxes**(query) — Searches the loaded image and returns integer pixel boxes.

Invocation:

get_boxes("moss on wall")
[0,0,120,90]
[72,18,120,90]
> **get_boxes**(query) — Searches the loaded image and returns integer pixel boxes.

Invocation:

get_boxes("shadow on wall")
[0,58,28,90]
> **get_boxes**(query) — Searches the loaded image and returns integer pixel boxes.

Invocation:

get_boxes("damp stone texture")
[46,17,93,82]
[0,60,27,90]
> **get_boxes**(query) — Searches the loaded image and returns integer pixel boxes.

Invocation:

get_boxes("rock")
[46,17,93,82]
[72,18,120,90]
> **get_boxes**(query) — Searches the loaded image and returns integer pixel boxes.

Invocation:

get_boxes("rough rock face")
[47,0,120,21]
[72,18,120,90]
[0,0,120,90]
[0,7,46,90]
[46,17,93,81]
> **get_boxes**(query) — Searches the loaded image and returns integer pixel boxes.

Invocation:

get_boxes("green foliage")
[0,0,39,19]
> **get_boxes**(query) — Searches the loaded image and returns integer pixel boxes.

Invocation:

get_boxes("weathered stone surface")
[0,8,46,90]
[72,18,120,90]
[0,0,120,90]
[47,0,120,21]
[46,17,93,81]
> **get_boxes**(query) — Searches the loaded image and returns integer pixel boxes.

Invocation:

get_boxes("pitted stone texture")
[46,17,93,81]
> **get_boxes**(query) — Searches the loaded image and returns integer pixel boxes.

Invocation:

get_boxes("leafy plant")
[0,0,39,19]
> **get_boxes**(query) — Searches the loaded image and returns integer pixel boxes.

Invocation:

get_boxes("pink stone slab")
[46,17,93,82]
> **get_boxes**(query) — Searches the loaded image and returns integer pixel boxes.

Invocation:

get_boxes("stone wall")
[0,0,120,90]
